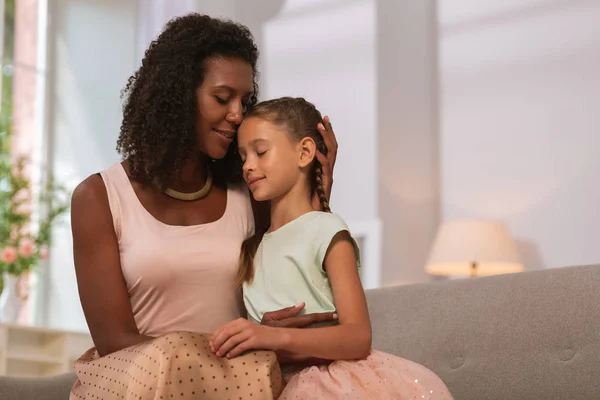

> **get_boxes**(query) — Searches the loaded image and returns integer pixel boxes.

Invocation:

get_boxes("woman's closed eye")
[215,96,251,109]
[215,96,229,105]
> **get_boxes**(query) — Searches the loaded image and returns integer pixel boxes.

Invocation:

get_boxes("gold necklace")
[164,169,213,201]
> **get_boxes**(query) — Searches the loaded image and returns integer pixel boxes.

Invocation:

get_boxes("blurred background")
[0,0,598,339]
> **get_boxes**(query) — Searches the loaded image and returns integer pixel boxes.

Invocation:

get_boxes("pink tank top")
[100,163,254,336]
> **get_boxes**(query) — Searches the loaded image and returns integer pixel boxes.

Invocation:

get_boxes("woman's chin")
[205,147,230,161]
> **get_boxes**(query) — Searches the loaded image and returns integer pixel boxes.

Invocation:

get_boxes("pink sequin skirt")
[279,349,453,400]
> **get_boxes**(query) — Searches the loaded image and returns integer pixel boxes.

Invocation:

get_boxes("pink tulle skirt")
[279,349,453,400]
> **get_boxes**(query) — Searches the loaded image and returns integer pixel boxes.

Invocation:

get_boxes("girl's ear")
[297,137,317,168]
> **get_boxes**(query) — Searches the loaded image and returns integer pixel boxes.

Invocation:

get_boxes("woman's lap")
[70,331,283,400]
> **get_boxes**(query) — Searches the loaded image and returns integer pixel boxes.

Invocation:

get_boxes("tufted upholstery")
[1,265,598,399]
[366,264,600,399]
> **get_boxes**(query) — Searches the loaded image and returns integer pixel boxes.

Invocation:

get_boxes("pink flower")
[1,247,18,264]
[18,238,36,258]
[15,202,32,215]
[40,245,49,260]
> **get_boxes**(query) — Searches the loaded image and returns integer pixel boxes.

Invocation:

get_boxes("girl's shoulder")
[308,211,350,231]
[303,212,353,245]
[309,212,361,270]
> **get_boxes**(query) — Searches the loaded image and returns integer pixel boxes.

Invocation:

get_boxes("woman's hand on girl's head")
[313,116,338,210]
[260,302,337,328]
[209,318,284,358]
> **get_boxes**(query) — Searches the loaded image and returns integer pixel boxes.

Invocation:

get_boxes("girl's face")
[238,117,313,202]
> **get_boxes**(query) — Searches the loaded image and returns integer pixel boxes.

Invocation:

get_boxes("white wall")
[136,0,200,61]
[44,0,137,331]
[377,0,439,285]
[439,0,600,270]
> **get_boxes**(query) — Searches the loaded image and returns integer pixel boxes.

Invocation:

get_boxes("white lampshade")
[425,220,523,277]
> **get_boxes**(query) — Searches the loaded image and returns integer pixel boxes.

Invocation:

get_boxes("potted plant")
[0,129,69,322]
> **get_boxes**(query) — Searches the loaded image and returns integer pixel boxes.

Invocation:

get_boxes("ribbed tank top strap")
[228,181,255,236]
[99,163,134,242]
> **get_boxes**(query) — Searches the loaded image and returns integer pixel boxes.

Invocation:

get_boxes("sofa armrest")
[0,372,76,400]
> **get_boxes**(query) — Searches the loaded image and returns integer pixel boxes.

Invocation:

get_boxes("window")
[0,0,49,325]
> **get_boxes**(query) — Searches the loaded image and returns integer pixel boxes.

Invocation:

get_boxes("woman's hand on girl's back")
[260,302,336,328]
[208,303,338,359]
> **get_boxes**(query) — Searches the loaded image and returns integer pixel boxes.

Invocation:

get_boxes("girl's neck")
[169,154,209,192]
[269,183,314,232]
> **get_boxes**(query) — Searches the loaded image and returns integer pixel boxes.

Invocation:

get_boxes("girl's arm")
[273,231,371,360]
[210,231,371,361]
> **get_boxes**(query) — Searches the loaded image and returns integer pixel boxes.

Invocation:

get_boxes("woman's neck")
[169,155,209,192]
[269,183,314,232]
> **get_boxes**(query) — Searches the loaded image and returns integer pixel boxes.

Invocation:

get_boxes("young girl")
[209,97,453,399]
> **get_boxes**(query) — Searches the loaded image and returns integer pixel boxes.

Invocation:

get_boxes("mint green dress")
[243,211,453,400]
[243,211,359,324]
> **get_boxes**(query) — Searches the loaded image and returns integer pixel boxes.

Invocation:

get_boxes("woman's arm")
[260,302,336,328]
[210,231,371,361]
[72,175,151,356]
[260,303,337,366]
[275,350,331,367]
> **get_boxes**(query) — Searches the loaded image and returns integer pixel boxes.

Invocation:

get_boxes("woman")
[70,14,338,399]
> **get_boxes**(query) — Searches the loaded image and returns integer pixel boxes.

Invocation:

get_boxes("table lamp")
[425,220,523,278]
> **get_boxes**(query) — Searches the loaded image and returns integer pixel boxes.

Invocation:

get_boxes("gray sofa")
[1,264,598,399]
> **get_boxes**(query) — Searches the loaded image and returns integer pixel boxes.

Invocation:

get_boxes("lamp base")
[470,262,478,278]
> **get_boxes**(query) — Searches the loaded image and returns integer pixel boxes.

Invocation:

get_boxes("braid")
[314,164,331,213]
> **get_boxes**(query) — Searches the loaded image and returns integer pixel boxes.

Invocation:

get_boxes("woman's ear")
[297,137,317,168]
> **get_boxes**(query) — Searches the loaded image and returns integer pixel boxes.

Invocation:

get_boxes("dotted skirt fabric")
[279,349,453,400]
[70,331,283,400]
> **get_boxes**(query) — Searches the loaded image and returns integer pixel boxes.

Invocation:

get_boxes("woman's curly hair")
[116,14,259,189]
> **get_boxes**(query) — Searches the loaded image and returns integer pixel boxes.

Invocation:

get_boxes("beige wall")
[439,0,600,270]
[377,0,440,285]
